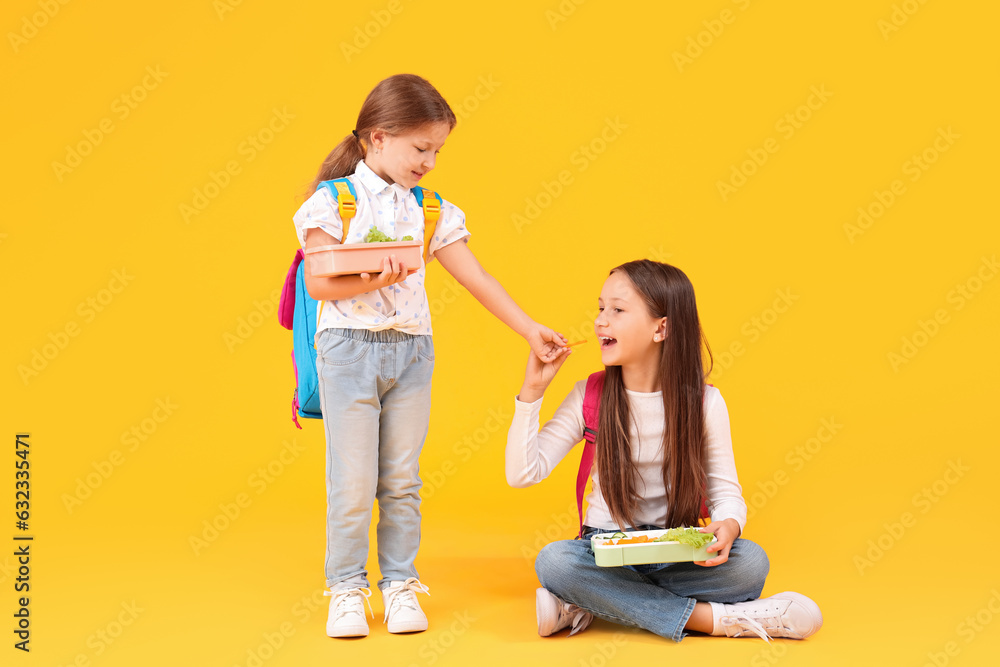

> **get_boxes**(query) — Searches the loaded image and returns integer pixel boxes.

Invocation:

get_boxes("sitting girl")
[505,259,822,642]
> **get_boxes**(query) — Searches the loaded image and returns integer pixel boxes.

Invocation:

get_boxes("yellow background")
[3,0,998,665]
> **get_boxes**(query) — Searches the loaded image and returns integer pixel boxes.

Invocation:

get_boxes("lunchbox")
[305,241,423,277]
[590,529,717,567]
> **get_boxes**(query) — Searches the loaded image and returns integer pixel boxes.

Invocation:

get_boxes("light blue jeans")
[535,526,769,642]
[315,327,434,591]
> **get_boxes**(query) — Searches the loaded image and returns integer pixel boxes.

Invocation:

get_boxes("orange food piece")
[613,535,650,545]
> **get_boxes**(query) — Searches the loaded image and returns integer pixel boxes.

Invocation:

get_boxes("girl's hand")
[693,518,741,567]
[526,325,568,363]
[359,255,419,289]
[518,347,572,403]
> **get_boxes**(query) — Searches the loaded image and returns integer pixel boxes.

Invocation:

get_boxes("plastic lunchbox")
[304,241,423,277]
[590,529,717,567]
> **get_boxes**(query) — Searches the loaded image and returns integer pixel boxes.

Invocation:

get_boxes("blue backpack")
[278,178,443,428]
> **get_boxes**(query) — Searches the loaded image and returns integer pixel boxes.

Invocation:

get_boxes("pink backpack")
[576,371,711,537]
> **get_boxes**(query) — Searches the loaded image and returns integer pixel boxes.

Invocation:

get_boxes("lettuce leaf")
[365,228,395,243]
[653,527,713,548]
[364,228,415,243]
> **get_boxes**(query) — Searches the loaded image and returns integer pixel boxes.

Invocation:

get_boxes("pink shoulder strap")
[577,371,605,538]
[278,249,304,330]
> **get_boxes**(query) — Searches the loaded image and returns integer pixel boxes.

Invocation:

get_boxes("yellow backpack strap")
[316,179,357,242]
[413,187,442,261]
[331,181,356,242]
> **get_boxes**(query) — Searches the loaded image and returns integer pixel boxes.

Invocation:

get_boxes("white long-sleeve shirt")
[506,380,748,533]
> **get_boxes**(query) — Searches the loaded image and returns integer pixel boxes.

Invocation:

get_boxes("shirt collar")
[355,160,410,199]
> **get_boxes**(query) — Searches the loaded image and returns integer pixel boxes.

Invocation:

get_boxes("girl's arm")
[517,341,573,403]
[434,240,567,362]
[696,389,749,567]
[506,349,581,487]
[303,227,419,302]
[506,385,585,487]
[701,389,748,531]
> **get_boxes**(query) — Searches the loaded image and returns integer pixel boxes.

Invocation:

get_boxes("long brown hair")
[306,73,457,195]
[594,260,715,529]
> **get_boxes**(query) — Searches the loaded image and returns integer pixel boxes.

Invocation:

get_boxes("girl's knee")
[534,540,581,585]
[732,539,769,596]
[738,539,770,578]
[375,467,421,500]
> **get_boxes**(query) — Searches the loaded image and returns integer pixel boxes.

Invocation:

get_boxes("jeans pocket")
[416,336,435,362]
[318,331,371,366]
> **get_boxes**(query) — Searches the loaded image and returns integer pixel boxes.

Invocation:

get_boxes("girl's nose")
[422,153,436,170]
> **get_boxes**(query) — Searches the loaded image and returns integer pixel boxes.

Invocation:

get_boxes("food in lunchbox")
[599,527,713,548]
[364,227,414,243]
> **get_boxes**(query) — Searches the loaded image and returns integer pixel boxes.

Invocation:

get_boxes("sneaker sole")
[327,622,369,638]
[536,588,560,637]
[387,620,428,634]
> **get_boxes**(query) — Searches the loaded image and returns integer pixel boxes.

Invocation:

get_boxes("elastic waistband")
[326,327,422,343]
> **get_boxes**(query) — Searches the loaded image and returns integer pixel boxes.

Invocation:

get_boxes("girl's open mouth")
[599,336,617,349]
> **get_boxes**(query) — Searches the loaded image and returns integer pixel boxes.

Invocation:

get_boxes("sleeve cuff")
[514,395,543,409]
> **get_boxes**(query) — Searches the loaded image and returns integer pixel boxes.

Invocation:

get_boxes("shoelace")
[325,587,374,620]
[719,601,787,642]
[382,577,430,623]
[560,601,592,636]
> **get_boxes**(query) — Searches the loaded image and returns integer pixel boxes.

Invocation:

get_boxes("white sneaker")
[711,592,823,641]
[382,578,430,633]
[536,588,594,637]
[325,587,373,638]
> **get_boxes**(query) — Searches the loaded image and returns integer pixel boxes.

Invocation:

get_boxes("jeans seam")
[318,352,333,583]
[672,597,697,642]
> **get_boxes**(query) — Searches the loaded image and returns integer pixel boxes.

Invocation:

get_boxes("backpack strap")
[316,178,358,242]
[577,371,605,538]
[278,249,304,330]
[316,180,439,259]
[412,187,442,261]
[290,351,302,430]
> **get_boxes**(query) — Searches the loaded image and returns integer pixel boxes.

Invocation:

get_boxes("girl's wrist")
[521,319,543,342]
[517,384,545,403]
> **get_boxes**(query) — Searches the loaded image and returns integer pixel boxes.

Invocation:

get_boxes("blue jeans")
[535,526,769,642]
[315,328,434,591]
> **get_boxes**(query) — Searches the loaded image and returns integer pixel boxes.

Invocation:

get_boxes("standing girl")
[293,74,565,639]
[505,260,822,642]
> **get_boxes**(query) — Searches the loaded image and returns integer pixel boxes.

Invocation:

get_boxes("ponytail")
[307,132,367,195]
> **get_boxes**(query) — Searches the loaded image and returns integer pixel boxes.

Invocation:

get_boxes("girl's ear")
[370,129,386,151]
[653,317,668,342]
